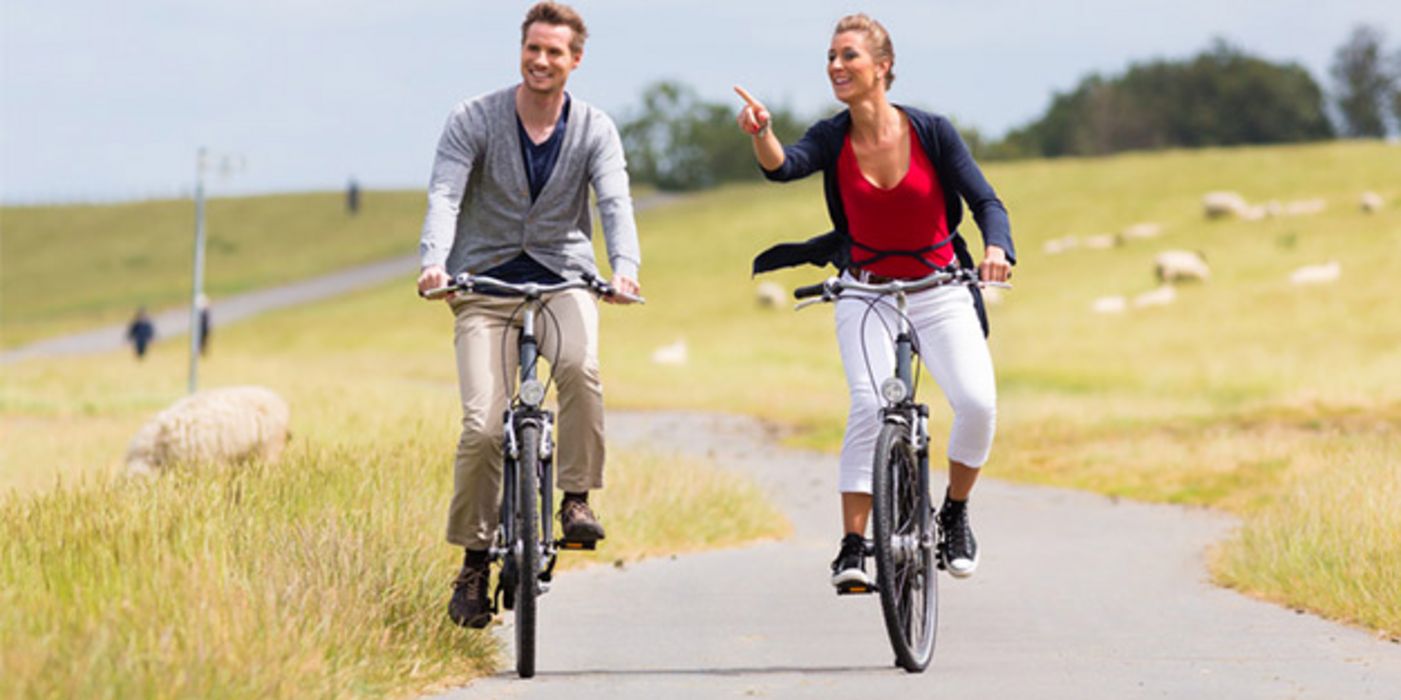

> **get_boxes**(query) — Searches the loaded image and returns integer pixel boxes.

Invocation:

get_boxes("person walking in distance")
[126,307,155,359]
[417,2,642,629]
[736,14,1014,589]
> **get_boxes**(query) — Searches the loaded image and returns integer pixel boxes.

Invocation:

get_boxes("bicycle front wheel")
[514,423,541,678]
[871,419,938,672]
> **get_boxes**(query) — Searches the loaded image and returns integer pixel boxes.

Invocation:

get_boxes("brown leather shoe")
[447,558,492,628]
[559,498,606,542]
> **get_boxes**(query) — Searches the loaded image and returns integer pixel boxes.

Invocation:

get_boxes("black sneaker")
[938,499,979,578]
[448,555,492,628]
[559,497,606,542]
[830,533,872,590]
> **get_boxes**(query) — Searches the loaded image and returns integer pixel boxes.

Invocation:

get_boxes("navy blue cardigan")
[752,106,1015,275]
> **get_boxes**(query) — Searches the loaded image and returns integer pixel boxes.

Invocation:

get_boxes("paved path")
[431,411,1401,699]
[0,193,683,364]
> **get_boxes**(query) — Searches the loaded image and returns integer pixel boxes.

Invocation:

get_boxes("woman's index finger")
[733,85,762,108]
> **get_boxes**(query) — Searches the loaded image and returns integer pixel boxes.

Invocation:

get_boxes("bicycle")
[793,266,1007,673]
[422,271,642,678]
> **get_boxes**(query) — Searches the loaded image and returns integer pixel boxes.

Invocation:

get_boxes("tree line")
[620,24,1401,190]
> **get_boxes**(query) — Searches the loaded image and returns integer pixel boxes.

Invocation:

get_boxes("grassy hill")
[2,140,1399,694]
[1,191,425,348]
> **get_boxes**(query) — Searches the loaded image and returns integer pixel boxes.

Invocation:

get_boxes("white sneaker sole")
[831,568,872,587]
[943,553,979,579]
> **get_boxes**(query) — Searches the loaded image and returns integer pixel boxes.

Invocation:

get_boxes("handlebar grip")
[793,283,827,300]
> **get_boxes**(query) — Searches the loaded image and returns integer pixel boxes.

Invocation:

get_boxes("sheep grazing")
[1361,191,1385,214]
[1289,261,1341,286]
[1203,191,1248,219]
[1091,296,1128,314]
[125,386,291,475]
[1154,250,1210,283]
[650,339,688,366]
[1121,222,1163,240]
[756,281,787,309]
[1083,233,1120,250]
[1282,198,1327,216]
[1133,285,1178,308]
[1043,235,1080,255]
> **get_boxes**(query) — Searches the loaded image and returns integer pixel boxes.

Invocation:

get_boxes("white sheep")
[755,281,787,309]
[1133,285,1178,308]
[1289,261,1341,286]
[1091,296,1127,314]
[1360,191,1385,214]
[1083,233,1120,250]
[1042,235,1080,255]
[1154,250,1210,284]
[125,386,291,475]
[1122,222,1163,240]
[650,339,688,366]
[1283,198,1327,216]
[1203,191,1248,219]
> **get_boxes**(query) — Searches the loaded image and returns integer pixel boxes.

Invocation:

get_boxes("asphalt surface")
[429,411,1401,699]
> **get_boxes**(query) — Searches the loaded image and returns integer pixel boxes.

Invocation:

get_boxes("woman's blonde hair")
[834,14,895,89]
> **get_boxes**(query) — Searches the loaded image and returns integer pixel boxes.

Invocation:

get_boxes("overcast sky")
[2,0,1397,203]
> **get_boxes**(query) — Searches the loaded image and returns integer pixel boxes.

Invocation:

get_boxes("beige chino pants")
[444,288,605,549]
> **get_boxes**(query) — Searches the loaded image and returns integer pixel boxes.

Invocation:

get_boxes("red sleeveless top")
[837,121,953,277]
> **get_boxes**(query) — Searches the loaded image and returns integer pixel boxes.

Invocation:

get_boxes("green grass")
[1,191,425,348]
[0,276,788,697]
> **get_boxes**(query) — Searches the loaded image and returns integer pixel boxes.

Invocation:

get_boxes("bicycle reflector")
[520,379,547,406]
[880,377,908,404]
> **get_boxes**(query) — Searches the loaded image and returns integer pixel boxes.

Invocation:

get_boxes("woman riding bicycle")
[735,13,1014,588]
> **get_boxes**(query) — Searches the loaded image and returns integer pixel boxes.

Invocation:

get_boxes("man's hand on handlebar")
[604,274,641,305]
[418,265,451,299]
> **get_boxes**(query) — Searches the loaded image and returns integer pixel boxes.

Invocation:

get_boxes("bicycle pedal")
[556,539,597,551]
[836,581,878,595]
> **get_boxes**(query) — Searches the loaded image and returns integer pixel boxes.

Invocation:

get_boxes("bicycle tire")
[871,419,938,672]
[514,423,541,678]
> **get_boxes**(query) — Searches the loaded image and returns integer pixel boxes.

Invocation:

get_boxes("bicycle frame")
[881,288,934,563]
[494,296,558,586]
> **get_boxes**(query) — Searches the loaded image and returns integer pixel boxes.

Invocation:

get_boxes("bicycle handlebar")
[420,272,645,304]
[793,268,1010,309]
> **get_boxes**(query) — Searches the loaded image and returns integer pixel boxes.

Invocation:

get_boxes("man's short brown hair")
[521,2,588,55]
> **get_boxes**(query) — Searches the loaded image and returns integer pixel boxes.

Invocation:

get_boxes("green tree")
[619,81,805,191]
[996,40,1332,158]
[1329,24,1397,137]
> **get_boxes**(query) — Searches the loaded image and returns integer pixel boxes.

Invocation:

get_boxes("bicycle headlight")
[880,377,908,404]
[519,379,547,406]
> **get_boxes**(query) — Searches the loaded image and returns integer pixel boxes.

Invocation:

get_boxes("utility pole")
[188,147,208,394]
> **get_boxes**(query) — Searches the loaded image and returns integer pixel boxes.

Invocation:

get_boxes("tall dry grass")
[1213,437,1401,637]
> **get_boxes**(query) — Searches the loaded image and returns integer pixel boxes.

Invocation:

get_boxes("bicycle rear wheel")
[871,419,938,672]
[514,423,541,678]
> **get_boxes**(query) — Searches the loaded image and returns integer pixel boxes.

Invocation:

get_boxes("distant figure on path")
[346,178,360,215]
[196,294,211,356]
[126,307,155,359]
[737,13,1015,590]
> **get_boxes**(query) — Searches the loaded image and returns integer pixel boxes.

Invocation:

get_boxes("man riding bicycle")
[416,1,641,629]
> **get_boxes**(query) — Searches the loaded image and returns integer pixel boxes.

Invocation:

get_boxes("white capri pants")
[835,273,998,493]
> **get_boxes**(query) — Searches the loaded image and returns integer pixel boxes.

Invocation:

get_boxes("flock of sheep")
[1062,189,1386,315]
[121,189,1387,474]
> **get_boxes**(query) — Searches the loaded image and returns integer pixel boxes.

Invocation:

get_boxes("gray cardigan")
[419,86,641,280]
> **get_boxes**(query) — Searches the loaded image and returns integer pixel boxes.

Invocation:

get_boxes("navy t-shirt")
[482,95,573,286]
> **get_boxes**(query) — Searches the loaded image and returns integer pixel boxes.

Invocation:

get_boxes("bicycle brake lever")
[794,298,825,311]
